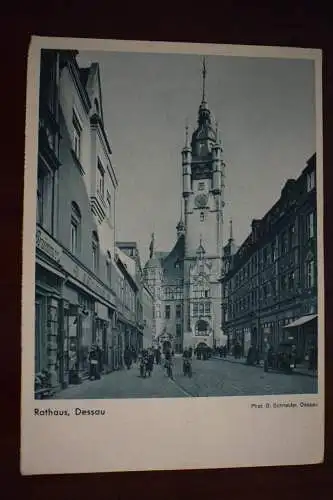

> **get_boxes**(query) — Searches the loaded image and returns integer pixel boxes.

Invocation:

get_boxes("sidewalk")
[213,355,317,378]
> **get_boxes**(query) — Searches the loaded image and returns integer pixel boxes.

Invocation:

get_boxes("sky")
[77,50,316,265]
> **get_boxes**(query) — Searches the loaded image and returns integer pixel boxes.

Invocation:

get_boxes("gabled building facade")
[35,49,119,392]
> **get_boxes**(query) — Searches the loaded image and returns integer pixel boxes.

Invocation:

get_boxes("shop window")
[70,202,81,255]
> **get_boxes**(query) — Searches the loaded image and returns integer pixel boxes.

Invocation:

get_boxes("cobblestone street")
[54,355,317,399]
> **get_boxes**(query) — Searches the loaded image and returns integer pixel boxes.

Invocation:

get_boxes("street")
[54,356,317,399]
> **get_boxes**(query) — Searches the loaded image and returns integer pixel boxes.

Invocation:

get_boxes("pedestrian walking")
[88,345,99,380]
[155,346,161,364]
[147,348,154,376]
[124,346,132,370]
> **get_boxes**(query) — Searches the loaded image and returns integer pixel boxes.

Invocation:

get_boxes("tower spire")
[149,232,155,259]
[202,56,207,103]
[229,219,233,241]
[184,118,190,148]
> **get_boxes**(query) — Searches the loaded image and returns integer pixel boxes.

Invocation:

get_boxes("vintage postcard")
[21,36,324,475]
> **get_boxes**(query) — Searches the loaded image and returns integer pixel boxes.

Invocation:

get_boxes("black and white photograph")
[21,37,324,474]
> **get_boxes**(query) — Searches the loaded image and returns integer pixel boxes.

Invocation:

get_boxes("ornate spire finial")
[229,219,233,241]
[185,118,190,148]
[197,234,205,261]
[149,232,155,259]
[202,56,207,103]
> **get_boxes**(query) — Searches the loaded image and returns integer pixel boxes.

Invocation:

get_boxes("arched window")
[70,202,81,255]
[106,251,111,285]
[92,231,99,273]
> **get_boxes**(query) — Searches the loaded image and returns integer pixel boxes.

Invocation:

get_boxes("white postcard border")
[21,36,324,475]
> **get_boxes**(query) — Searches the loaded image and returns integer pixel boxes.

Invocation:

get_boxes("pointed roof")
[191,57,217,155]
[196,236,206,260]
[80,62,105,125]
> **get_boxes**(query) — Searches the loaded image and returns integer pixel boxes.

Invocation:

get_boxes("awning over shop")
[283,314,317,329]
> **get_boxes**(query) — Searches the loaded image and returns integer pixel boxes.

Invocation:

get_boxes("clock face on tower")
[194,193,208,208]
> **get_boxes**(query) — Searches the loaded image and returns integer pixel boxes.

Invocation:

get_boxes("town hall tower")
[182,58,225,350]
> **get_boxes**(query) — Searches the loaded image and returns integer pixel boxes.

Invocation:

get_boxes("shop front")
[283,313,317,362]
[95,302,111,374]
[60,251,117,380]
[61,285,94,384]
[35,226,64,393]
[35,267,63,389]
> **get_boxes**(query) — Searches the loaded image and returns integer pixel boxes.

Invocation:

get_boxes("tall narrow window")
[198,182,205,191]
[106,251,111,285]
[37,168,45,226]
[36,161,52,231]
[200,211,205,222]
[289,224,296,249]
[204,302,211,315]
[306,260,315,288]
[165,305,171,319]
[72,109,82,160]
[307,170,315,192]
[280,231,288,254]
[97,160,105,199]
[92,231,99,273]
[307,212,315,239]
[288,271,295,290]
[70,202,81,255]
[176,304,181,319]
[107,191,112,220]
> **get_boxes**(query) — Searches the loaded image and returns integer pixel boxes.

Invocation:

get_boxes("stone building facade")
[143,59,225,353]
[222,154,317,361]
[34,49,144,393]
